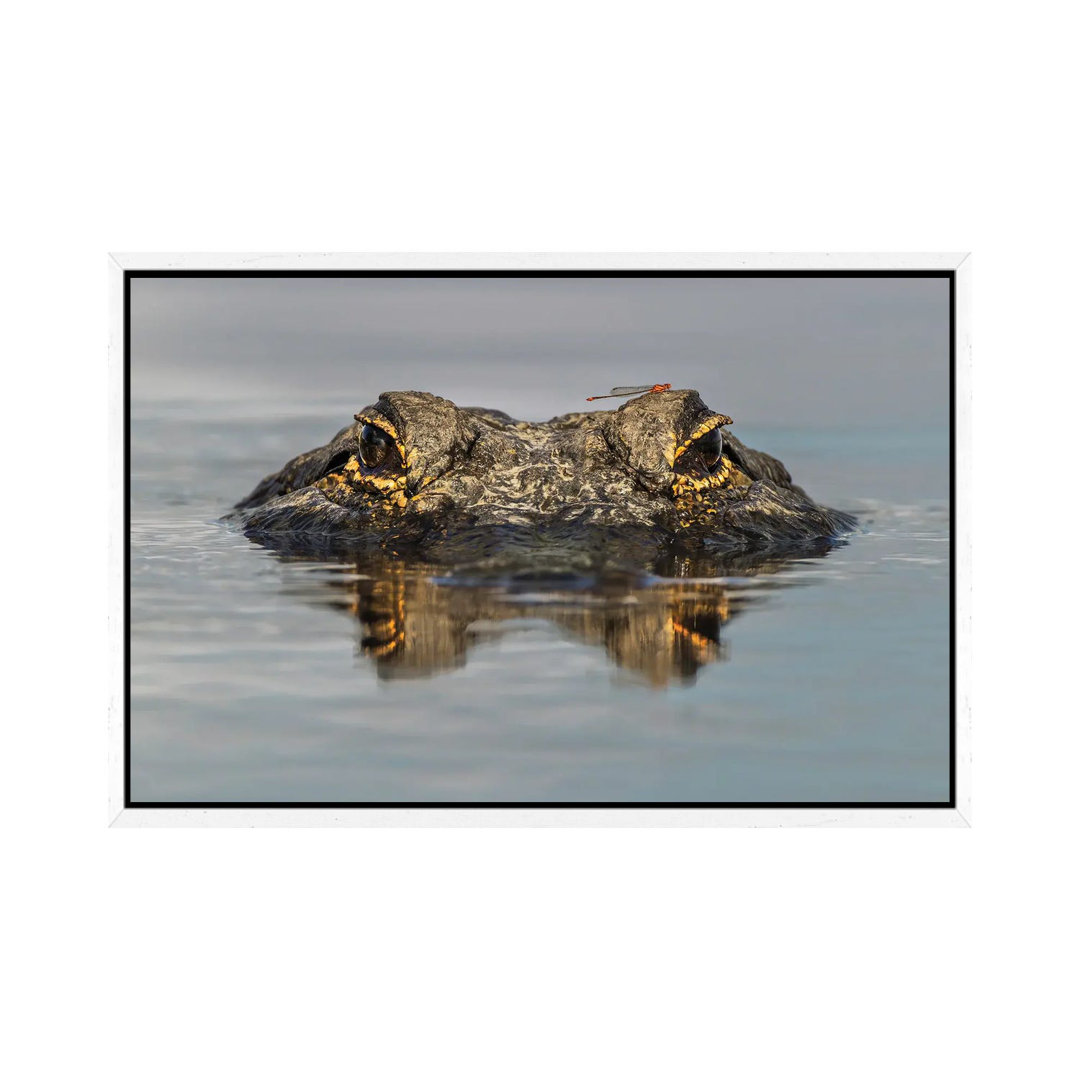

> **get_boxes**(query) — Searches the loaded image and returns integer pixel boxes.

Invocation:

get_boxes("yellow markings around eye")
[354,412,408,465]
[672,413,733,463]
[354,412,400,444]
[315,472,348,493]
[365,473,408,496]
[672,456,752,510]
[317,452,410,511]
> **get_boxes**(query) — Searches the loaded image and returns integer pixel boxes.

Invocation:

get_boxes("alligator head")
[231,389,856,563]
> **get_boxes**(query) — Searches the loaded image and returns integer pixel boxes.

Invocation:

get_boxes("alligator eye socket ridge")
[359,423,394,468]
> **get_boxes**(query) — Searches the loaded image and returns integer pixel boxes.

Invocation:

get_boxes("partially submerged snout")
[231,388,856,556]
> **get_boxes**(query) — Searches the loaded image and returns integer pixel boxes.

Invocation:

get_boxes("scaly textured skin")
[230,389,856,561]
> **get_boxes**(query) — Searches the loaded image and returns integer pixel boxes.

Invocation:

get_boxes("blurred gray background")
[130,275,950,429]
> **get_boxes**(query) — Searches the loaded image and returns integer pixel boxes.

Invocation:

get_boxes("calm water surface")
[130,400,950,803]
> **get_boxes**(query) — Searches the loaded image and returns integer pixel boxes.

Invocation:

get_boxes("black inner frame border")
[124,268,957,811]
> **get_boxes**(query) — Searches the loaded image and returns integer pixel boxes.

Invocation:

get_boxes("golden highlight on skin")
[671,413,734,463]
[353,411,409,466]
[315,452,408,507]
[673,454,753,528]
[673,456,751,497]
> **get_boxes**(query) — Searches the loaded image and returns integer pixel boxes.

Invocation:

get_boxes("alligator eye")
[359,423,394,468]
[696,426,724,471]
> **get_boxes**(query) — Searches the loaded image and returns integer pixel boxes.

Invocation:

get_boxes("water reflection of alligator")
[279,548,830,687]
[232,388,856,561]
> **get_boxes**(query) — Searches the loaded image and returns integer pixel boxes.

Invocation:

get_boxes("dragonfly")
[586,383,671,402]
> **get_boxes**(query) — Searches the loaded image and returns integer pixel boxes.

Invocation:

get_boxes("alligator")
[231,388,856,566]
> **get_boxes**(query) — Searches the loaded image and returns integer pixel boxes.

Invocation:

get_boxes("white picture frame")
[109,252,970,827]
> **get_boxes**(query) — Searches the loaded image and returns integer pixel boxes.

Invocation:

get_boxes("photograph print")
[122,261,956,816]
